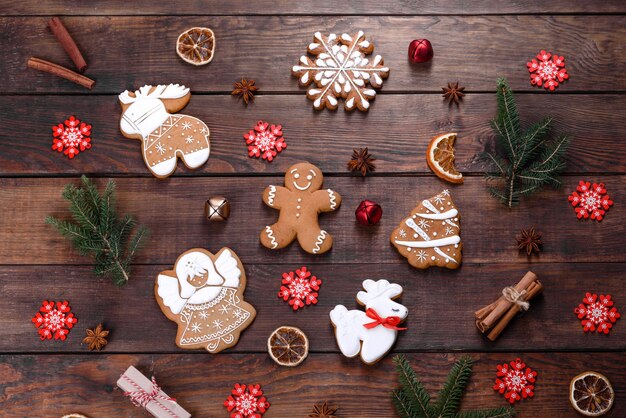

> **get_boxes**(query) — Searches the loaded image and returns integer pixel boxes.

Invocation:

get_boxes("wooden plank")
[2,0,626,16]
[2,16,625,93]
[2,263,624,353]
[1,352,624,417]
[0,176,623,265]
[1,94,624,176]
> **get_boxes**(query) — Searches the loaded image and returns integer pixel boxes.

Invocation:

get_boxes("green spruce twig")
[480,78,570,208]
[392,354,515,418]
[46,176,148,286]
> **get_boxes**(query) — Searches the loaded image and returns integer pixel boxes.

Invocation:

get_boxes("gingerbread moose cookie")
[119,84,210,179]
[261,162,342,254]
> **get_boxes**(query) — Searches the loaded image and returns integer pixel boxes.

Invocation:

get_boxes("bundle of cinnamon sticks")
[475,271,543,341]
[27,17,95,89]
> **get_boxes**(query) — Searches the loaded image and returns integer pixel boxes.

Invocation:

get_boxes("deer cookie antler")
[357,279,401,303]
[118,84,189,104]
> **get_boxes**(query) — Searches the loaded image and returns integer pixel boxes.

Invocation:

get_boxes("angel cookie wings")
[390,190,463,269]
[155,248,255,352]
[119,84,210,178]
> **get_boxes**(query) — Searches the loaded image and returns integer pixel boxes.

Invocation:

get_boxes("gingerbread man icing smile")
[261,162,342,254]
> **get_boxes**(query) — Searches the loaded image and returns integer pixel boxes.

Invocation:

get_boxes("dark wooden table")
[1,1,625,417]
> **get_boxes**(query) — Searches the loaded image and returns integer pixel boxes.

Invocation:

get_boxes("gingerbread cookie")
[291,31,389,111]
[119,84,210,178]
[330,279,407,365]
[390,190,462,269]
[155,248,255,352]
[260,162,342,254]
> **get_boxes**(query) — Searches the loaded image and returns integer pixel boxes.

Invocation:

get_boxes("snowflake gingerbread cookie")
[118,84,210,178]
[494,358,537,404]
[575,293,620,334]
[568,181,613,221]
[330,279,407,365]
[390,190,462,269]
[224,384,270,418]
[155,248,255,353]
[244,120,287,162]
[52,116,92,159]
[527,50,569,91]
[292,31,389,111]
[31,300,78,340]
[278,266,321,310]
[261,162,342,254]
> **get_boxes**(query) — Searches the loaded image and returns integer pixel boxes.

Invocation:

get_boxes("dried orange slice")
[267,326,308,367]
[570,371,614,416]
[426,132,463,184]
[176,27,215,66]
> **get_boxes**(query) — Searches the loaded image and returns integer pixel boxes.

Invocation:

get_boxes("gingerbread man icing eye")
[294,173,300,179]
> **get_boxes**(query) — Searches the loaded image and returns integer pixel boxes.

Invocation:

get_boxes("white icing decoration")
[267,185,276,206]
[328,189,337,209]
[330,279,407,364]
[394,236,460,248]
[265,226,278,249]
[312,230,327,254]
[415,209,458,220]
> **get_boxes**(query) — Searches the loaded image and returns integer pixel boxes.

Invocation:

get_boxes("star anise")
[231,78,259,105]
[83,323,109,351]
[442,82,465,106]
[347,147,376,176]
[516,227,542,256]
[308,401,338,418]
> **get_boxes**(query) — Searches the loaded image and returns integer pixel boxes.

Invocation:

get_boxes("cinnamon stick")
[487,280,543,341]
[48,17,87,73]
[477,271,537,332]
[27,57,95,89]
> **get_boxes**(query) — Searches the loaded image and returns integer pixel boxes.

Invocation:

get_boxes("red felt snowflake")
[31,300,78,340]
[494,358,537,404]
[244,120,286,162]
[278,266,321,311]
[51,116,92,159]
[575,293,620,334]
[568,181,613,221]
[224,384,270,418]
[527,50,569,91]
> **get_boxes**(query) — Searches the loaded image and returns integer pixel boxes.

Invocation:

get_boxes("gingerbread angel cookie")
[155,248,255,353]
[261,162,342,254]
[390,190,462,269]
[119,84,210,178]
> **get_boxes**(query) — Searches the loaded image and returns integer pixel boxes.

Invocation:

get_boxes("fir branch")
[482,78,569,208]
[46,176,148,286]
[433,356,473,417]
[455,407,516,418]
[393,354,431,418]
[392,389,419,418]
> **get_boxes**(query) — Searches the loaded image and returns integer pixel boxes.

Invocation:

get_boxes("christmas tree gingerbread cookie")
[155,248,255,352]
[119,84,210,178]
[260,162,342,254]
[390,190,462,269]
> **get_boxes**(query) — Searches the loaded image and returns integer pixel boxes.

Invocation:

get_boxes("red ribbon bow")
[123,375,180,417]
[363,308,407,330]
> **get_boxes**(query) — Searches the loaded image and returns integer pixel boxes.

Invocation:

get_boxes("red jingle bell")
[355,200,383,226]
[408,39,433,63]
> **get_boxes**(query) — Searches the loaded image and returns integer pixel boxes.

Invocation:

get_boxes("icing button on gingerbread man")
[261,162,342,254]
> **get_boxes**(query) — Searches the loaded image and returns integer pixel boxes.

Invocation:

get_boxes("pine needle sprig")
[46,176,148,286]
[392,354,515,418]
[481,78,570,208]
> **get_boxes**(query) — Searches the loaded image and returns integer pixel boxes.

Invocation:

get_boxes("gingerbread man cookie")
[119,84,210,178]
[261,162,342,254]
[155,248,255,353]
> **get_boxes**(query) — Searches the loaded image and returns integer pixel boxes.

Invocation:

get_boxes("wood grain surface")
[0,2,624,417]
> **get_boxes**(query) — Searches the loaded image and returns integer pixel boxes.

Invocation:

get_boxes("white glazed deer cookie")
[390,189,462,269]
[330,279,407,365]
[260,162,342,254]
[155,248,255,353]
[118,84,210,178]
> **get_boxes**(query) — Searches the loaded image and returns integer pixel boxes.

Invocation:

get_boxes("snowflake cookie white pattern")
[390,190,462,269]
[292,31,389,111]
[155,248,255,353]
[118,84,210,178]
[330,279,407,365]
